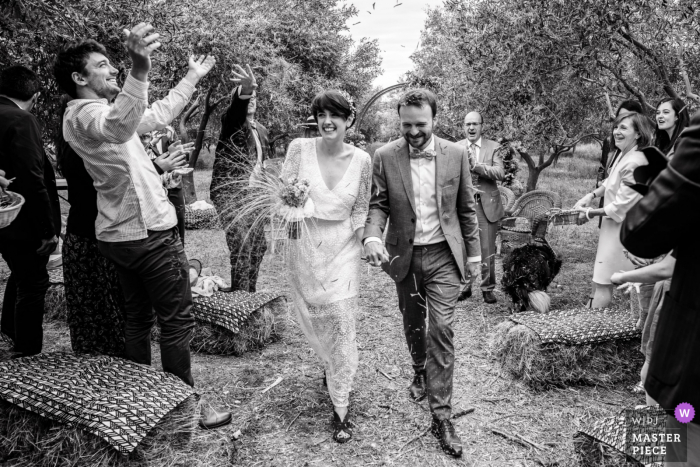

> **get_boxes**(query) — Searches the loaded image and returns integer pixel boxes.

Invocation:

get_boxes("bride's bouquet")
[276,177,314,239]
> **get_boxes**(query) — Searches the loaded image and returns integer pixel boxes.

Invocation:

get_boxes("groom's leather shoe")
[458,287,472,301]
[431,418,463,457]
[199,406,233,430]
[482,291,497,304]
[408,372,426,401]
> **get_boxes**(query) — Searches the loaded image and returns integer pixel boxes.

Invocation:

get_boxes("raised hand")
[154,140,193,172]
[123,23,161,82]
[185,55,217,84]
[230,64,257,96]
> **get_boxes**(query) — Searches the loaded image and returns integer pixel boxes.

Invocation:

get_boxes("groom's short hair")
[397,89,437,117]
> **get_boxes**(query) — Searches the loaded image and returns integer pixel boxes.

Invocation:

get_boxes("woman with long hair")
[281,90,371,443]
[573,112,654,309]
[653,97,690,158]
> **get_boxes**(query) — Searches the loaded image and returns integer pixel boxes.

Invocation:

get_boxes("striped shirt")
[63,74,196,242]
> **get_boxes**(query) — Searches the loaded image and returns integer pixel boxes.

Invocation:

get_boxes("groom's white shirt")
[365,136,480,262]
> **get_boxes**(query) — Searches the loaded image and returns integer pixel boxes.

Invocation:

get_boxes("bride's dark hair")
[310,90,355,128]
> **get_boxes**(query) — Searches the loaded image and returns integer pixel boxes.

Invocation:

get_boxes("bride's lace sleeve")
[280,138,302,181]
[351,153,372,231]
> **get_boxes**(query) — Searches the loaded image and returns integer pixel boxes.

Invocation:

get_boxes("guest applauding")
[54,25,230,429]
[573,112,653,309]
[0,65,61,358]
[653,97,689,159]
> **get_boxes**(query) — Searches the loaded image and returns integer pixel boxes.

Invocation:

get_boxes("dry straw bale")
[154,297,286,355]
[0,396,199,467]
[490,320,643,389]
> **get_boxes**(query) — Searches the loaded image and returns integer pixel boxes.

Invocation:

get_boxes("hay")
[573,433,641,466]
[490,320,643,389]
[154,296,286,355]
[0,396,199,467]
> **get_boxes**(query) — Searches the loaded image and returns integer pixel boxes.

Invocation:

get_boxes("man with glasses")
[457,111,505,304]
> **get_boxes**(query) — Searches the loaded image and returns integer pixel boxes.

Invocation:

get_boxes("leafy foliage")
[410,0,700,191]
[1,0,382,145]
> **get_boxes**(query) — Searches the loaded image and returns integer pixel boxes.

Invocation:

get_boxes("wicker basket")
[0,191,24,229]
[510,190,562,220]
[549,208,581,226]
[498,186,516,213]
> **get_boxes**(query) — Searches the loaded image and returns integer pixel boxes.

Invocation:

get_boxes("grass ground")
[0,142,643,466]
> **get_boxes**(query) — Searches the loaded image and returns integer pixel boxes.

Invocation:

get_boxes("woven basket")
[0,191,24,229]
[549,209,581,226]
[498,186,516,213]
[184,205,220,230]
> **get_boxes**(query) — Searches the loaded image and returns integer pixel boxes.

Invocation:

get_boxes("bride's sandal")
[332,411,352,443]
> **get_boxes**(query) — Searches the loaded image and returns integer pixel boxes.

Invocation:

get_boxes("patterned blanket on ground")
[509,308,640,345]
[193,291,285,334]
[0,353,195,454]
[577,405,666,465]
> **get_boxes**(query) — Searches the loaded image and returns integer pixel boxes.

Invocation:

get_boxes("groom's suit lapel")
[395,139,416,214]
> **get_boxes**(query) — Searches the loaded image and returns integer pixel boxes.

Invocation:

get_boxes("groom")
[364,89,481,457]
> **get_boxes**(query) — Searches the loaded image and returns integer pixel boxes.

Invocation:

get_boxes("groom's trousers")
[395,241,461,420]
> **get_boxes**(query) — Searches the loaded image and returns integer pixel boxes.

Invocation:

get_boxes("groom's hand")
[365,241,390,267]
[467,261,480,282]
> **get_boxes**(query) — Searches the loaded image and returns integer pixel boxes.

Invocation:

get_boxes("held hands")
[230,64,257,96]
[123,23,161,82]
[365,241,390,267]
[185,55,217,85]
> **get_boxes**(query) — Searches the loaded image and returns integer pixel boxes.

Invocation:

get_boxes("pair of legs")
[0,239,50,356]
[396,242,461,420]
[223,221,267,293]
[475,199,498,292]
[98,228,195,386]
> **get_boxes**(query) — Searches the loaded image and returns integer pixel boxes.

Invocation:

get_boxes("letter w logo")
[679,408,691,418]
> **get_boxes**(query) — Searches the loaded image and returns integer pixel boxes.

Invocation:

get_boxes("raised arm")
[220,64,257,144]
[137,55,215,135]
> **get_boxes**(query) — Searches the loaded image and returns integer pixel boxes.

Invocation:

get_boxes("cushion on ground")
[0,352,196,454]
[509,308,640,345]
[575,405,666,466]
[192,291,283,334]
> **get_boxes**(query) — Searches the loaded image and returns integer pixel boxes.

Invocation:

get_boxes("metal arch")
[355,82,409,131]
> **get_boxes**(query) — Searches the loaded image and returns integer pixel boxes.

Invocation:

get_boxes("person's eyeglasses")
[464,123,481,127]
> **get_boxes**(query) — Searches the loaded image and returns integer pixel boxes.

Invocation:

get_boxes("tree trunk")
[526,167,541,192]
[182,87,226,204]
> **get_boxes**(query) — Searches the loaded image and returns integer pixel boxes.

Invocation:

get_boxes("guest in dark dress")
[57,108,126,356]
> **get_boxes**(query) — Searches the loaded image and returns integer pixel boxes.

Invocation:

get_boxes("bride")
[280,90,371,443]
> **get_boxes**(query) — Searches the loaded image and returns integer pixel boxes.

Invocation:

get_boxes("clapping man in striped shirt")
[54,24,231,429]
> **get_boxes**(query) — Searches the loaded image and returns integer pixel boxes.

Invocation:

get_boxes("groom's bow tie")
[409,149,436,160]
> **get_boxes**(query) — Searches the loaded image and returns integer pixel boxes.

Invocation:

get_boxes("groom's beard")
[404,130,431,150]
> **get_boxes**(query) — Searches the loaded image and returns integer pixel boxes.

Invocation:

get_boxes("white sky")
[342,0,444,89]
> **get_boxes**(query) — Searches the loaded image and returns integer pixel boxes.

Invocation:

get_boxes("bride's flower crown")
[337,90,356,124]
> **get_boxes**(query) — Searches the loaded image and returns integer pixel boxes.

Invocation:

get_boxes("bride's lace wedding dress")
[280,138,371,408]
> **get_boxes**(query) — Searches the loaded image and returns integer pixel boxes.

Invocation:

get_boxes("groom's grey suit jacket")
[364,136,481,282]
